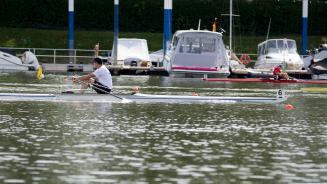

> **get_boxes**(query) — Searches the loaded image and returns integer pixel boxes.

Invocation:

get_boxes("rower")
[273,64,289,80]
[73,58,112,94]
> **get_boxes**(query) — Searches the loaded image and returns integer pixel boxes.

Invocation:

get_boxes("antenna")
[266,18,272,41]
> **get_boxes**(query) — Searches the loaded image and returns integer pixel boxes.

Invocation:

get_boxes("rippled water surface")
[0,74,327,184]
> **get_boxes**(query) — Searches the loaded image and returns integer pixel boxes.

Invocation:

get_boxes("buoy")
[284,104,294,110]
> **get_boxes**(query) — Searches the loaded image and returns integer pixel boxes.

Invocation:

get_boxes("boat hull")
[0,92,287,104]
[203,78,327,84]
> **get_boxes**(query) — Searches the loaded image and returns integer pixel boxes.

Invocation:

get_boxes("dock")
[43,63,312,79]
[43,63,169,76]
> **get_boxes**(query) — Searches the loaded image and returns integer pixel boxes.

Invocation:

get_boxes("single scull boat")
[0,90,287,104]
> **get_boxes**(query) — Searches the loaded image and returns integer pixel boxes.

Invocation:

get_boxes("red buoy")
[284,104,294,110]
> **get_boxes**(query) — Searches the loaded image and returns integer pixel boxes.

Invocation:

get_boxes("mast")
[266,18,272,41]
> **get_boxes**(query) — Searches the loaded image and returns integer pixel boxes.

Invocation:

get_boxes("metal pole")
[113,0,119,65]
[163,0,172,55]
[54,49,56,64]
[74,49,77,64]
[302,0,308,54]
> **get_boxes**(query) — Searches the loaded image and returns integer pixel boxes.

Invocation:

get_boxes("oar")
[71,77,131,103]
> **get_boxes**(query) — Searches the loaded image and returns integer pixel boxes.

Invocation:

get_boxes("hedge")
[0,0,326,35]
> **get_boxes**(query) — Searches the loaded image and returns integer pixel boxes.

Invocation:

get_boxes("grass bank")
[0,27,324,54]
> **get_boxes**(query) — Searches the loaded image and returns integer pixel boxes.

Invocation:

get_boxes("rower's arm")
[76,73,95,81]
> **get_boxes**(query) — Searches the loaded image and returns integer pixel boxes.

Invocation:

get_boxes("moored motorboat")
[0,49,41,73]
[254,39,304,70]
[109,38,151,68]
[164,30,230,78]
[303,45,327,80]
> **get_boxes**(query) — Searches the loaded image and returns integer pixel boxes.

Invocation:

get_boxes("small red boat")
[203,78,327,84]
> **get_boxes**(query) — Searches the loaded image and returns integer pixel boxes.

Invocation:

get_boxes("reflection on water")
[0,74,327,183]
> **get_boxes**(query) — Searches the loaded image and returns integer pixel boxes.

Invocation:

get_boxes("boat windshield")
[263,40,297,54]
[287,40,297,53]
[172,36,180,50]
[178,36,217,54]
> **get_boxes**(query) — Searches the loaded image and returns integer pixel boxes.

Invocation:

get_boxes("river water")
[0,74,326,184]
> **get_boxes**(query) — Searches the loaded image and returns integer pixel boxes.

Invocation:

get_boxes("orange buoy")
[284,104,294,110]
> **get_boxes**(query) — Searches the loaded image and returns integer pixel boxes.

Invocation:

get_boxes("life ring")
[240,54,251,65]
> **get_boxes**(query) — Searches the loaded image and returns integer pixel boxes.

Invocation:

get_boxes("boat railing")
[0,47,111,65]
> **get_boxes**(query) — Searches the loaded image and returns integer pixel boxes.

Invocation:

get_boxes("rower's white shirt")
[93,65,112,89]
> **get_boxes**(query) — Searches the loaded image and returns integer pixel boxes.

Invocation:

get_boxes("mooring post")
[113,0,119,66]
[302,0,308,55]
[68,0,74,63]
[163,0,172,56]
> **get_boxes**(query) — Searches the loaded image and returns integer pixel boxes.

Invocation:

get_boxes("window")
[267,40,278,53]
[287,40,297,53]
[172,36,179,50]
[178,36,217,54]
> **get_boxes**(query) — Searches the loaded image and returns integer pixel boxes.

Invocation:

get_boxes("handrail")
[0,47,111,64]
[3,46,308,65]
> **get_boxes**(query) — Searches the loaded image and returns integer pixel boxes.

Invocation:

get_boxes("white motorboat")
[164,30,230,78]
[254,39,304,70]
[0,49,41,72]
[110,38,151,67]
[0,89,287,104]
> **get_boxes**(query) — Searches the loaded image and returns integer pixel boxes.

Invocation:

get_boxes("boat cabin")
[166,30,230,78]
